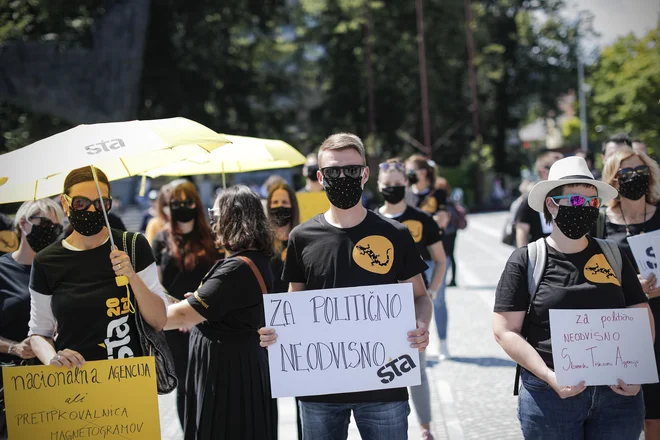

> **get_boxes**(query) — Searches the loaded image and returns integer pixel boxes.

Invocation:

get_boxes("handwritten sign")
[550,308,658,386]
[263,283,420,398]
[2,357,160,440]
[652,236,660,282]
[627,229,660,279]
[296,191,330,223]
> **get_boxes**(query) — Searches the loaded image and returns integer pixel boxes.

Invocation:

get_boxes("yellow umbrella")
[142,135,306,181]
[0,117,231,203]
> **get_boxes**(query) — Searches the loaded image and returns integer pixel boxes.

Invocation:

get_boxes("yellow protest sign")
[2,357,160,440]
[296,191,330,223]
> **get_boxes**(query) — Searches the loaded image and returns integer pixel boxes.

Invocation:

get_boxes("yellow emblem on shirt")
[584,254,621,286]
[0,230,18,253]
[352,236,394,275]
[402,220,423,243]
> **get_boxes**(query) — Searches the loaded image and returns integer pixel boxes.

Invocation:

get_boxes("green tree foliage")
[588,24,660,151]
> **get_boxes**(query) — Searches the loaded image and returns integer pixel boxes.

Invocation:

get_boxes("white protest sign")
[627,229,660,279]
[652,236,660,281]
[263,283,420,398]
[550,308,658,386]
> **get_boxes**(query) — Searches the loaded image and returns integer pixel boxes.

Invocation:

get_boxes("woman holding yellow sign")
[492,157,654,440]
[28,166,168,367]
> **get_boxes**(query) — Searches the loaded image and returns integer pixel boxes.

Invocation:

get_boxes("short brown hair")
[542,183,597,224]
[213,185,273,255]
[63,166,111,195]
[317,133,366,167]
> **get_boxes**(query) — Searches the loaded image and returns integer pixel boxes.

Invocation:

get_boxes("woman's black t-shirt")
[0,253,31,364]
[152,229,218,300]
[378,206,442,261]
[30,230,155,361]
[603,205,660,273]
[494,238,647,369]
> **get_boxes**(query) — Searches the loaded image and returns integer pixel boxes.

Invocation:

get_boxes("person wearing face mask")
[146,184,173,244]
[299,153,324,193]
[405,154,450,231]
[0,199,64,371]
[152,180,220,427]
[259,133,432,440]
[377,158,447,440]
[493,157,654,439]
[28,166,168,370]
[598,147,660,438]
[267,182,300,293]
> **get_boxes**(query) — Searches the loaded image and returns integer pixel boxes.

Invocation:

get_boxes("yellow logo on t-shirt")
[584,254,621,286]
[352,236,394,275]
[0,230,19,253]
[420,196,437,214]
[402,220,423,243]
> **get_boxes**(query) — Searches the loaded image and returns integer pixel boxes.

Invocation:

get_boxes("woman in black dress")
[600,147,660,438]
[165,185,277,440]
[153,180,220,427]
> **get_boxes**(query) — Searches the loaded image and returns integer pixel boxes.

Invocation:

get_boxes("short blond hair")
[317,133,366,167]
[14,198,65,233]
[602,147,660,208]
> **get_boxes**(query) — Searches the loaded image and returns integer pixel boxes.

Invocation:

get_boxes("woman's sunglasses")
[170,199,195,210]
[551,194,602,209]
[63,194,112,212]
[617,165,650,182]
[320,165,366,180]
[379,162,405,173]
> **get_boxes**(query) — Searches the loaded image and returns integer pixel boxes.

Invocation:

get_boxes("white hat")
[527,156,618,213]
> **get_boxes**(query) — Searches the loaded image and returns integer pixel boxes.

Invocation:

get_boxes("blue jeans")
[518,369,644,440]
[299,401,410,440]
[426,259,450,340]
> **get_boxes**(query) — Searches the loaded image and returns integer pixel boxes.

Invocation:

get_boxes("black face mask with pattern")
[26,219,62,252]
[270,207,293,227]
[323,176,364,210]
[68,209,105,236]
[553,205,600,240]
[618,174,649,201]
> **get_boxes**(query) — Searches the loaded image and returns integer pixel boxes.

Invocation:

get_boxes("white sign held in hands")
[550,308,658,386]
[627,229,660,279]
[262,283,421,398]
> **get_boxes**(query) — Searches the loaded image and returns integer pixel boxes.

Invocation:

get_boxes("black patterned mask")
[26,219,62,252]
[270,207,293,227]
[323,176,364,210]
[618,174,649,201]
[554,205,599,240]
[68,209,105,236]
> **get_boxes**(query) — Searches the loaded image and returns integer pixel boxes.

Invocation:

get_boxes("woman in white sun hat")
[492,156,655,439]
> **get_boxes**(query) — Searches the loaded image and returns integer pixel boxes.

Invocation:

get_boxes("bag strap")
[514,237,547,395]
[596,208,607,239]
[594,238,623,283]
[235,256,267,295]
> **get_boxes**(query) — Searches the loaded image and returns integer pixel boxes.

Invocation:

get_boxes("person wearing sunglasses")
[151,180,220,427]
[404,154,450,230]
[377,158,446,440]
[600,147,660,438]
[28,166,168,370]
[259,133,432,440]
[493,157,654,439]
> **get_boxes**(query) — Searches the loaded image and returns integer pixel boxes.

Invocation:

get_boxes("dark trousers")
[165,329,190,426]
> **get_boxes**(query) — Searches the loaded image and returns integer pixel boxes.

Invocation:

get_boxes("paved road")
[154,211,524,439]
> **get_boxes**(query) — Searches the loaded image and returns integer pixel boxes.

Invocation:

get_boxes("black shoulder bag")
[122,231,178,395]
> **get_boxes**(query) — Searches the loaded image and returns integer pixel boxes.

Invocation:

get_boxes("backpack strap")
[595,208,607,239]
[235,256,268,295]
[594,238,623,283]
[514,237,547,396]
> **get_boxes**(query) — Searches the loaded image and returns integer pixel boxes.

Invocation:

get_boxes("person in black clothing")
[260,134,432,440]
[165,185,277,440]
[405,154,450,230]
[515,150,563,247]
[599,147,660,437]
[493,157,652,439]
[29,166,168,368]
[153,180,220,427]
[377,158,446,439]
[0,199,64,368]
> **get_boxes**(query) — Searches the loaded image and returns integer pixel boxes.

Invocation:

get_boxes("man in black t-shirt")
[515,150,563,247]
[260,133,432,440]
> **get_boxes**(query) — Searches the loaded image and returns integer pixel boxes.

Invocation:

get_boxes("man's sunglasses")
[551,194,602,209]
[379,162,405,173]
[617,165,650,182]
[170,199,195,210]
[320,165,366,180]
[63,194,112,212]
